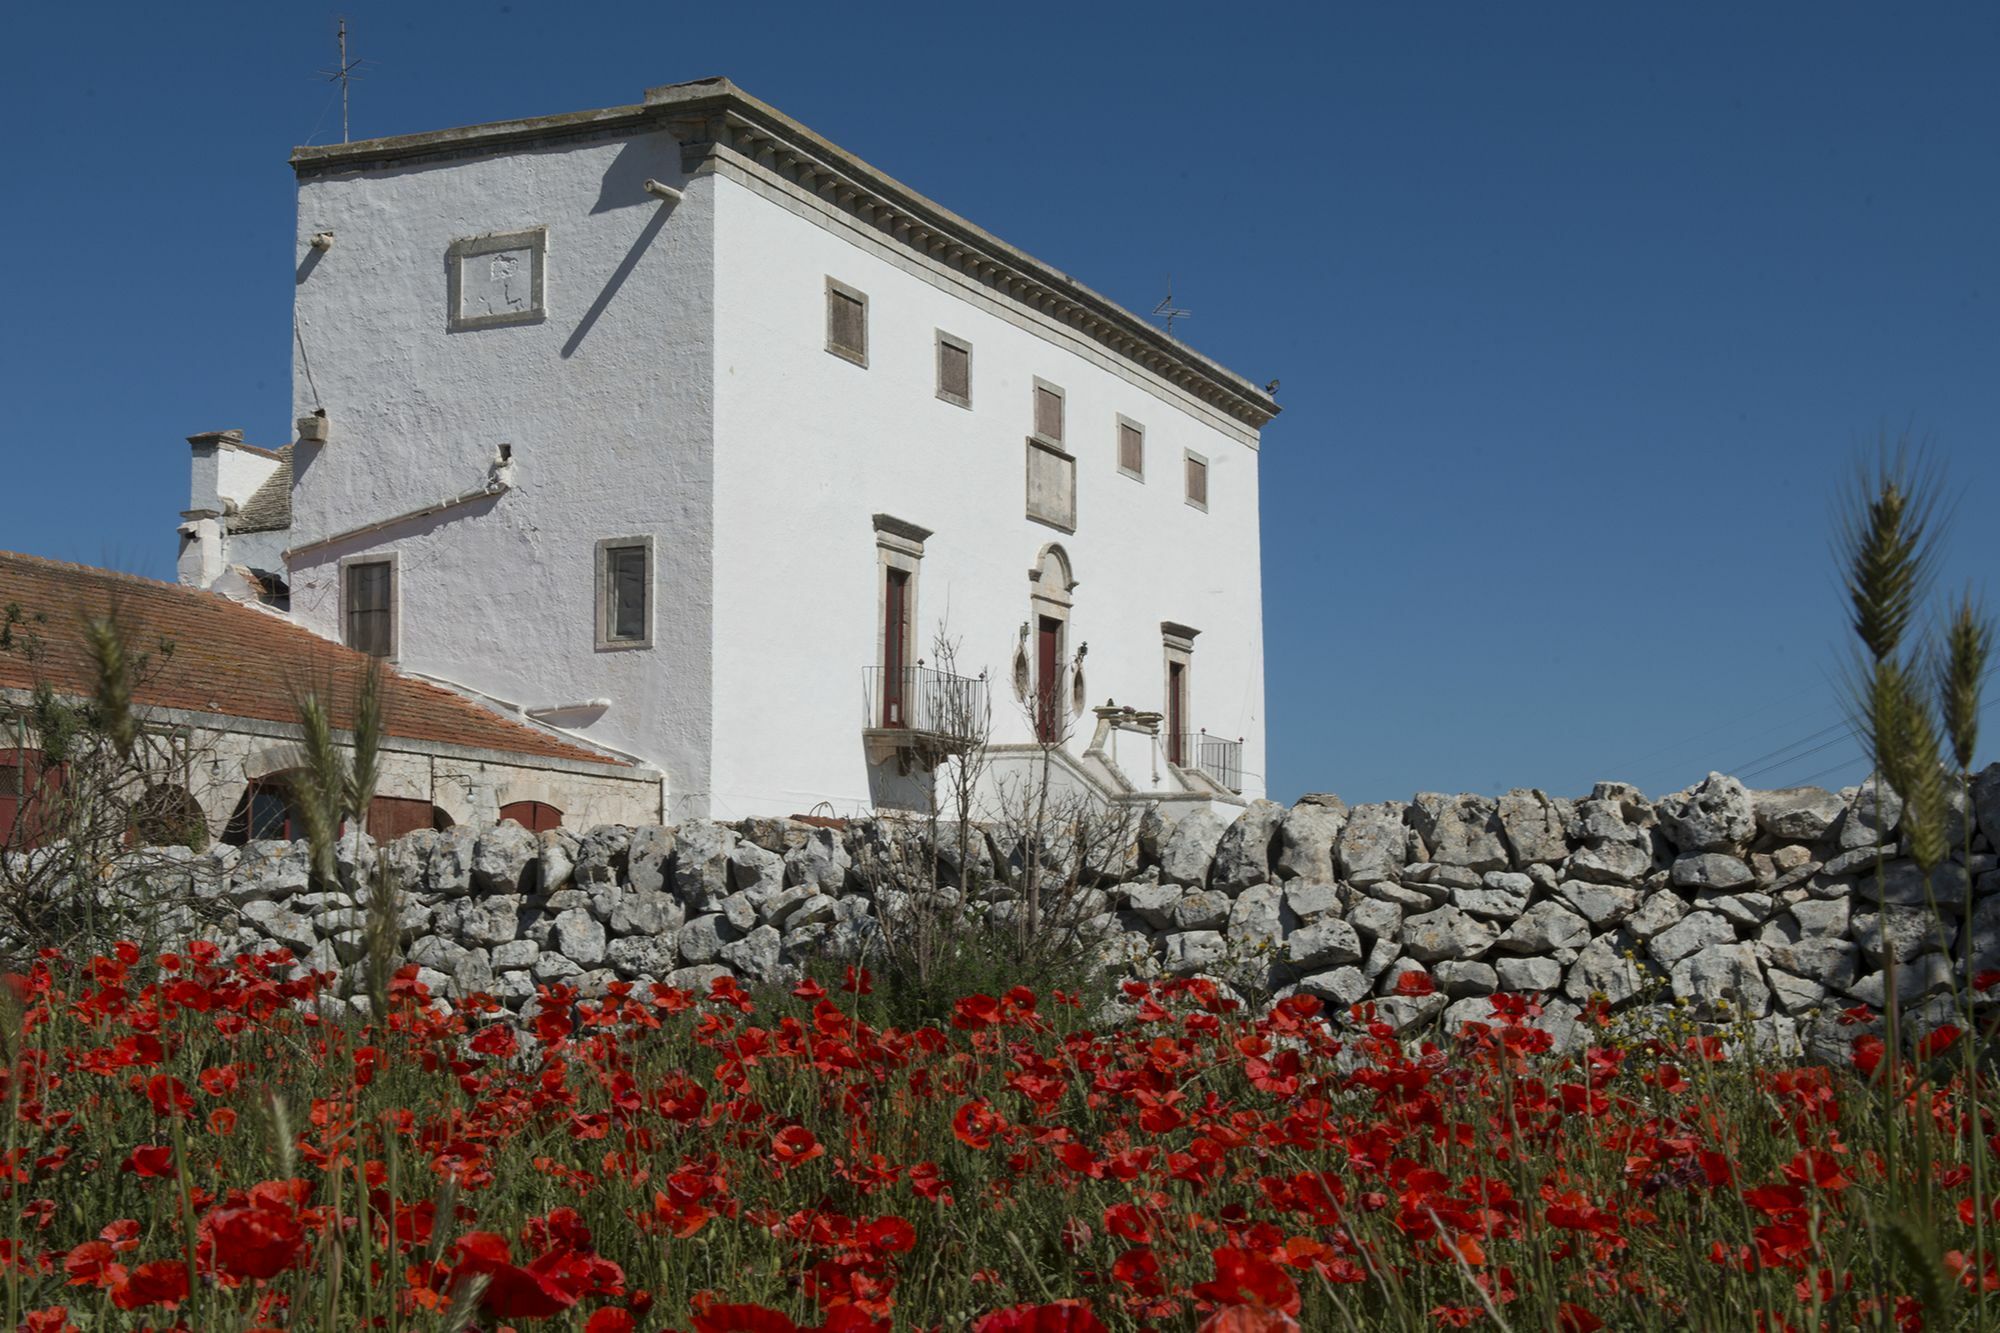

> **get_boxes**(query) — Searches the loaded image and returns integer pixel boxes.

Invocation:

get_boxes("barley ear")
[82,614,137,761]
[1937,588,1993,773]
[1836,440,1942,665]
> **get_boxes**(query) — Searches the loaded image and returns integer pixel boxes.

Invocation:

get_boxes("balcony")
[863,665,989,769]
[1169,730,1244,794]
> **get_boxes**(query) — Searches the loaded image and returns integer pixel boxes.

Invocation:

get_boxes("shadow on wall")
[565,136,684,359]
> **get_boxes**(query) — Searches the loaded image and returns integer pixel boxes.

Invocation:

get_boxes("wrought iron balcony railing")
[863,665,989,749]
[1169,730,1244,794]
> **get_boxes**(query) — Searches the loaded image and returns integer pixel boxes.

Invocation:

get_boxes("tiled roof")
[233,446,293,534]
[0,551,627,768]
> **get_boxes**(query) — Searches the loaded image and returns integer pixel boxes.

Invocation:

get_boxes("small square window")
[1185,451,1209,511]
[596,538,654,650]
[937,332,972,408]
[1117,417,1145,481]
[447,228,547,331]
[826,279,868,366]
[342,557,396,659]
[1033,379,1065,445]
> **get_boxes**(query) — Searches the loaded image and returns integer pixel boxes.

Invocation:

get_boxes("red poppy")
[449,1232,580,1319]
[1198,1310,1302,1333]
[109,1260,188,1311]
[973,1300,1108,1332]
[691,1304,805,1333]
[587,1310,637,1333]
[122,1145,174,1179]
[772,1126,825,1169]
[207,1198,306,1280]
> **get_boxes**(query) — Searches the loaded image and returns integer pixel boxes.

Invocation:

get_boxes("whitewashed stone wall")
[126,765,2000,1060]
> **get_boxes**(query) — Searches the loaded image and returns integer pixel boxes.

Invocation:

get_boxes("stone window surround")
[1027,543,1077,731]
[338,551,399,662]
[1161,620,1200,771]
[445,226,548,332]
[1117,414,1146,482]
[825,276,869,367]
[935,329,972,409]
[594,535,655,652]
[1031,376,1066,446]
[1184,448,1209,512]
[873,514,931,671]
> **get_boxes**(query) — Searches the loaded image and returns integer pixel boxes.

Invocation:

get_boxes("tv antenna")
[1150,276,1193,336]
[320,17,368,143]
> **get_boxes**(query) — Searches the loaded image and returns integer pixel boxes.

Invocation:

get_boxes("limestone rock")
[1765,969,1827,1015]
[1122,881,1184,930]
[625,825,674,895]
[1847,953,1954,1008]
[1348,897,1402,943]
[1758,936,1861,992]
[1496,788,1570,866]
[665,964,734,993]
[1647,911,1735,967]
[1273,800,1344,882]
[435,894,523,948]
[1565,936,1644,1006]
[1284,881,1343,921]
[785,828,852,895]
[1974,763,2000,849]
[1696,890,1776,929]
[553,908,607,969]
[609,888,684,936]
[1836,779,1903,850]
[1433,960,1498,997]
[1159,808,1228,888]
[728,841,787,900]
[427,826,479,896]
[607,934,678,978]
[1554,879,1640,929]
[1493,901,1589,954]
[1754,787,1845,843]
[538,829,580,894]
[674,822,738,905]
[1402,906,1500,962]
[1853,907,1953,965]
[1161,930,1229,975]
[1856,861,1971,911]
[1371,992,1448,1034]
[1337,802,1409,887]
[1171,889,1231,932]
[1408,793,1510,872]
[472,822,540,893]
[1287,918,1363,969]
[676,914,736,964]
[1494,955,1563,993]
[719,925,784,984]
[1212,801,1284,891]
[1451,871,1532,921]
[1671,943,1771,1018]
[241,899,316,953]
[1657,773,1756,854]
[1671,853,1754,891]
[1226,884,1284,952]
[1295,966,1370,1006]
[574,825,632,886]
[1567,841,1652,885]
[490,939,539,971]
[1625,891,1690,940]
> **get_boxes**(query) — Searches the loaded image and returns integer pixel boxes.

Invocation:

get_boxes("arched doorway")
[1026,545,1077,744]
[223,775,305,845]
[498,800,563,833]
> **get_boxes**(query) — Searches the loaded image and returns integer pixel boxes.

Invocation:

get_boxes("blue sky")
[2,3,1995,805]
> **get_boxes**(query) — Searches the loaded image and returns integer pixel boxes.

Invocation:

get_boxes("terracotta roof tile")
[0,551,626,768]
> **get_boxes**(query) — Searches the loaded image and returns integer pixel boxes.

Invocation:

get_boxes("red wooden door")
[498,800,562,833]
[882,568,910,727]
[1035,616,1062,743]
[1167,661,1187,765]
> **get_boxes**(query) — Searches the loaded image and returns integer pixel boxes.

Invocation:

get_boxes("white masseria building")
[185,77,1279,822]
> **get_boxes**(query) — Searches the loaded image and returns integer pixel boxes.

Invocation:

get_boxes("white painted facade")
[270,79,1276,820]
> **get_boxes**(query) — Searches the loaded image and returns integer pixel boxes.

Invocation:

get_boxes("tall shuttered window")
[826,279,868,366]
[596,537,653,650]
[1117,417,1145,480]
[936,332,972,407]
[1185,451,1209,511]
[1033,380,1065,444]
[343,559,394,658]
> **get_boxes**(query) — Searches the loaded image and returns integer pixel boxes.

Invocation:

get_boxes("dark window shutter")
[828,287,866,360]
[939,339,970,402]
[1119,423,1144,476]
[345,562,392,658]
[1187,456,1208,507]
[1034,385,1063,442]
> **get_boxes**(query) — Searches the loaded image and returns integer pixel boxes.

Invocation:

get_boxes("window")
[1117,416,1145,481]
[446,227,547,331]
[872,514,930,730]
[223,777,303,845]
[596,537,654,650]
[0,751,53,849]
[342,556,395,658]
[826,278,868,365]
[1185,450,1209,511]
[936,332,972,407]
[1032,379,1065,444]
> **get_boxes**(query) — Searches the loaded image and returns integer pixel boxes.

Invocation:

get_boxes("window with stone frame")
[936,332,972,407]
[596,537,653,650]
[1184,450,1209,511]
[343,558,395,658]
[826,279,868,366]
[1117,417,1145,481]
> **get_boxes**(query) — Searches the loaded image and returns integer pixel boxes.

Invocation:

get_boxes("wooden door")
[883,568,910,727]
[1035,616,1062,743]
[498,801,562,833]
[1167,661,1187,765]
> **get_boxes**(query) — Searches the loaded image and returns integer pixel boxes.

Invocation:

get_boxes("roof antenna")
[1150,276,1192,337]
[320,17,367,143]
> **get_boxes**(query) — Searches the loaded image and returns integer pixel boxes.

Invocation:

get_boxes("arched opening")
[223,774,305,845]
[129,784,208,850]
[498,800,563,833]
[366,796,453,841]
[1026,545,1078,744]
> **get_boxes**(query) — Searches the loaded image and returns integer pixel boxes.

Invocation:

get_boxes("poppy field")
[0,943,1994,1333]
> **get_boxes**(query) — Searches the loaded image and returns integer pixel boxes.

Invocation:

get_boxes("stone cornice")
[292,78,1280,432]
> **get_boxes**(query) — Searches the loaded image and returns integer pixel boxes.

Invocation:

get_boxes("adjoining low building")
[0,551,662,848]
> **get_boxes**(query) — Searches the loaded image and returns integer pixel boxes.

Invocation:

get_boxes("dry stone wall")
[118,765,2000,1060]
